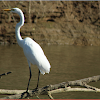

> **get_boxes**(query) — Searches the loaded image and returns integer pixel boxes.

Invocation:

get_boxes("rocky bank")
[0,1,100,46]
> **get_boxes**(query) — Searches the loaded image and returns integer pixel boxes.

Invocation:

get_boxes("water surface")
[0,45,100,99]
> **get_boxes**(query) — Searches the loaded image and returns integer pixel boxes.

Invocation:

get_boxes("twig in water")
[0,72,12,78]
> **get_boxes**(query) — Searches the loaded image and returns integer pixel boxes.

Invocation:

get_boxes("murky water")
[0,45,100,99]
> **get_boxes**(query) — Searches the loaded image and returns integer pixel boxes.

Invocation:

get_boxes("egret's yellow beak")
[3,9,11,11]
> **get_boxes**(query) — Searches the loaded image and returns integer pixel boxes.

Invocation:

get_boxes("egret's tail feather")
[40,67,50,75]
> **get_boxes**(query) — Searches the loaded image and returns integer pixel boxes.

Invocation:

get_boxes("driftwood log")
[0,75,100,99]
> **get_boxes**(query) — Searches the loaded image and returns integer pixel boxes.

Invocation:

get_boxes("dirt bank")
[0,1,100,46]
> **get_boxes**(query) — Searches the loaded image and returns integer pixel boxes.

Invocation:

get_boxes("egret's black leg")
[36,70,40,89]
[26,67,32,92]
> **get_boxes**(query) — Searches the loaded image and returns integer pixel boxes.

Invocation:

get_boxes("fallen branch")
[1,75,100,99]
[0,89,25,95]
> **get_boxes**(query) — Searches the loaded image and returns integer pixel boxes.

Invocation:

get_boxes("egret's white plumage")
[3,8,51,91]
[23,37,50,75]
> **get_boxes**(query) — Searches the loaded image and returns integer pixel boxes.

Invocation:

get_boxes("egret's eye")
[11,9,15,11]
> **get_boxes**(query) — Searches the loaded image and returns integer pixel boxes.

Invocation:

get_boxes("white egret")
[3,8,51,92]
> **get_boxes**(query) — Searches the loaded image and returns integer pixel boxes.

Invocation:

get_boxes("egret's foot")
[21,91,30,98]
[33,87,39,92]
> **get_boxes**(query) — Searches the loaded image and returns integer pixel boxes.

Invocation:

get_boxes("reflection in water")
[0,45,100,99]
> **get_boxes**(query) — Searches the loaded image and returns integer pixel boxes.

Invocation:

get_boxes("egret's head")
[3,8,22,14]
[3,7,24,26]
[11,8,22,14]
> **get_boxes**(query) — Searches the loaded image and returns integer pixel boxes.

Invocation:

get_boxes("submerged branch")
[1,75,100,99]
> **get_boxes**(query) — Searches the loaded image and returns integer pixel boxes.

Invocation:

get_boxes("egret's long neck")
[15,11,24,48]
